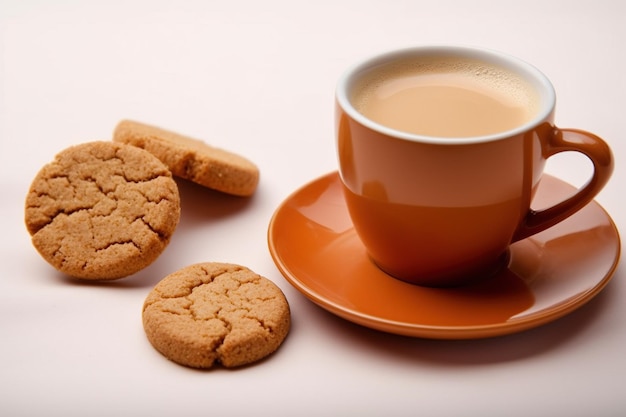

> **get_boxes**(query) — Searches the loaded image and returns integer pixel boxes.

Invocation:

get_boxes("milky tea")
[351,56,540,138]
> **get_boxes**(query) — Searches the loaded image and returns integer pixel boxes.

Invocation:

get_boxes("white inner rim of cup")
[336,46,556,145]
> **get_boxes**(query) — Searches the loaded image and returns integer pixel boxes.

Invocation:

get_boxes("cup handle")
[512,128,614,242]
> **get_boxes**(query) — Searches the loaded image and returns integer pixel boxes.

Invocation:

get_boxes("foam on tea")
[351,56,540,138]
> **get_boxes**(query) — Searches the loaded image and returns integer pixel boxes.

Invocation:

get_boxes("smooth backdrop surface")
[1,1,624,416]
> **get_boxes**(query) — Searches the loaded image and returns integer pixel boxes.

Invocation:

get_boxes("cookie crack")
[132,216,168,240]
[95,239,141,253]
[45,206,92,227]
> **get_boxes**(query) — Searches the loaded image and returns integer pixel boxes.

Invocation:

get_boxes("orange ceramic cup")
[335,46,613,287]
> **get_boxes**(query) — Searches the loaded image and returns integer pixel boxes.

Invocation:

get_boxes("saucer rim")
[267,171,621,339]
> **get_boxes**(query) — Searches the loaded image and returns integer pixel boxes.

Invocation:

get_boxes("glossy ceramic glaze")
[268,172,620,339]
[335,46,614,286]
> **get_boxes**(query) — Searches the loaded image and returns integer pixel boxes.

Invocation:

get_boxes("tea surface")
[352,58,539,137]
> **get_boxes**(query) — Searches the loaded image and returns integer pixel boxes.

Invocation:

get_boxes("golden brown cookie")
[142,262,290,368]
[25,141,181,280]
[113,120,260,197]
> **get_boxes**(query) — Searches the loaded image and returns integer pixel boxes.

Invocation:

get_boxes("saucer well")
[268,172,620,339]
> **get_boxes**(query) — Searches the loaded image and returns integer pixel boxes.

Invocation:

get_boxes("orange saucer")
[268,172,620,339]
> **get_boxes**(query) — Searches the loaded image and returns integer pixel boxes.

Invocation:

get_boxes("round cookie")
[142,262,290,368]
[25,141,181,280]
[113,120,260,197]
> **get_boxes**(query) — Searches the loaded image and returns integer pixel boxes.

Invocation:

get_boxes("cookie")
[25,141,181,280]
[113,120,260,197]
[142,262,290,368]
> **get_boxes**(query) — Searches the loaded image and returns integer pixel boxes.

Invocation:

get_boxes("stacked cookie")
[24,121,289,368]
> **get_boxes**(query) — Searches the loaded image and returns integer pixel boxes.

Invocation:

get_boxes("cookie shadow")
[50,265,165,289]
[175,177,257,226]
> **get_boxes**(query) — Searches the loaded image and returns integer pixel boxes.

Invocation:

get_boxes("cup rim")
[335,45,556,145]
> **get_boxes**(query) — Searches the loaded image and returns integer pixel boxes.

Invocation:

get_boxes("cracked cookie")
[113,120,260,197]
[142,262,290,368]
[24,141,181,280]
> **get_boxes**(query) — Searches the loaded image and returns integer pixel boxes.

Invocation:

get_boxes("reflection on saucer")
[344,268,535,327]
